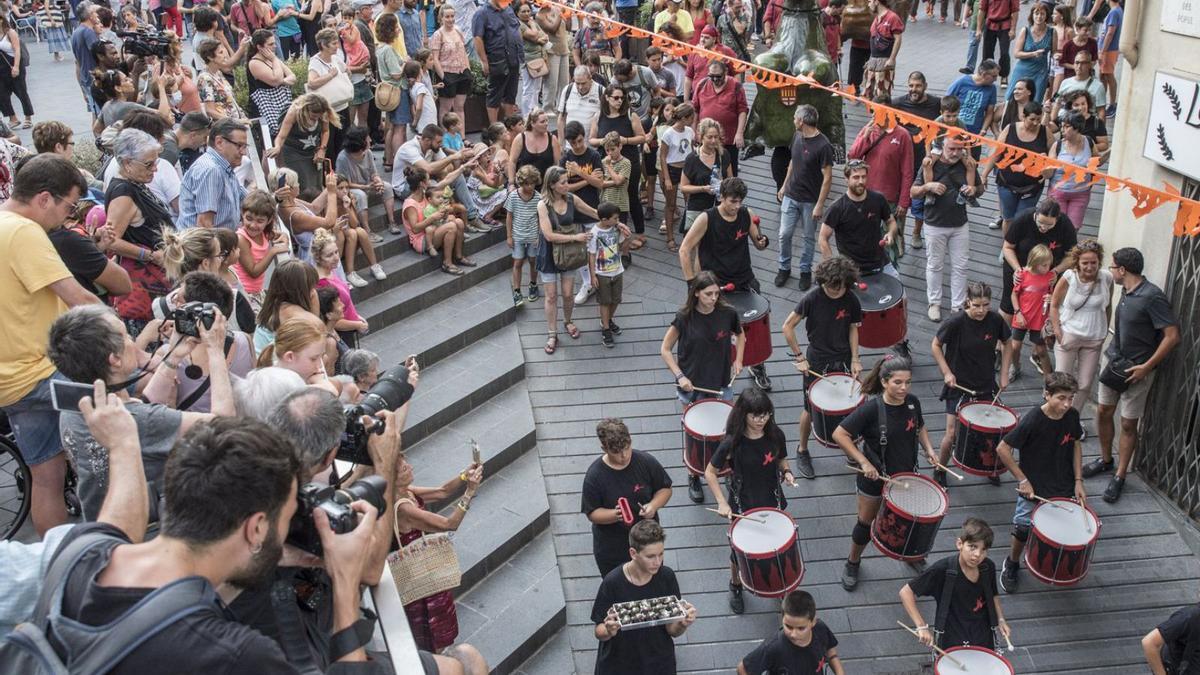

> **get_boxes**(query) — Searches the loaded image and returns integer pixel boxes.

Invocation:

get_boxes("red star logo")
[734,229,748,240]
[905,418,916,432]
[632,483,644,493]
[716,330,728,340]
[835,309,848,320]
[1060,433,1073,446]
[816,657,827,672]
[762,452,776,466]
[983,333,992,341]
[973,596,985,613]
[1049,241,1060,250]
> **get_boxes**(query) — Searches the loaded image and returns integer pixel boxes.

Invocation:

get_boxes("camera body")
[338,364,415,465]
[287,475,387,556]
[172,301,218,338]
[118,29,173,58]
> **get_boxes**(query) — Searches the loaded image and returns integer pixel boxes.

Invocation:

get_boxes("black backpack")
[1,530,220,674]
[934,555,998,637]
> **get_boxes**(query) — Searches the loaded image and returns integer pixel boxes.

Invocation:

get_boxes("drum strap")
[875,396,889,467]
[935,558,999,635]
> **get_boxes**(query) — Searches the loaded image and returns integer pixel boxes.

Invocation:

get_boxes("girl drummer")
[833,355,938,591]
[706,387,796,615]
[930,281,1013,487]
[661,270,746,503]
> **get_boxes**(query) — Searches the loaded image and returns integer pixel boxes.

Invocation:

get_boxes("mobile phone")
[277,174,287,189]
[50,380,95,413]
[322,158,333,175]
[471,440,481,466]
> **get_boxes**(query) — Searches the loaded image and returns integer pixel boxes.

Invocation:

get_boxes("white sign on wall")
[1143,71,1200,182]
[1161,0,1200,38]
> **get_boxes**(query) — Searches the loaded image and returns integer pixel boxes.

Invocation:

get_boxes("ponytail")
[159,227,217,282]
[860,354,912,395]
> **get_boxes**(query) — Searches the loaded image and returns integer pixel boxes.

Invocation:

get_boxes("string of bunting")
[534,0,1200,236]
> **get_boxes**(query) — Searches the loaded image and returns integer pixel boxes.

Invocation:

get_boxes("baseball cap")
[701,25,719,37]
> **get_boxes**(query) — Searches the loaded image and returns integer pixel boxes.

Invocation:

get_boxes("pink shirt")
[317,275,362,322]
[232,227,271,294]
[1013,269,1055,331]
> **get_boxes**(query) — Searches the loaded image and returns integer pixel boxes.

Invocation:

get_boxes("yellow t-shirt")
[0,211,71,406]
[654,8,694,38]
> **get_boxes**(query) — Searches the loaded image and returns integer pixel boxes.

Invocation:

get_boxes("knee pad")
[852,520,872,546]
[1012,523,1030,543]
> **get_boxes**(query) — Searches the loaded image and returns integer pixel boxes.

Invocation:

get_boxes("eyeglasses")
[607,93,624,100]
[53,195,80,211]
[748,412,772,420]
[221,136,248,151]
[125,157,157,170]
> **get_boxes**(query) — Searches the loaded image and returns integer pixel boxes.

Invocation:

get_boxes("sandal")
[441,264,464,275]
[564,321,581,339]
[21,119,32,129]
[544,334,558,354]
[628,238,645,251]
[667,239,678,252]
[455,257,477,267]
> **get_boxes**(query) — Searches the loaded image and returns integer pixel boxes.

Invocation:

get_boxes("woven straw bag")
[388,498,462,605]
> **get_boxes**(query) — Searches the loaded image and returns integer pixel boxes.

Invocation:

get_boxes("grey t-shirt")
[1107,279,1177,363]
[336,150,379,186]
[59,400,183,521]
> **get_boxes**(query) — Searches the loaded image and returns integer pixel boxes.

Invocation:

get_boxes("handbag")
[308,60,354,110]
[387,498,462,605]
[374,80,401,112]
[525,56,549,78]
[1099,356,1136,393]
[548,200,587,271]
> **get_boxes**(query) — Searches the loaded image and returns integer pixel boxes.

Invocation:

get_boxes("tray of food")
[611,596,687,630]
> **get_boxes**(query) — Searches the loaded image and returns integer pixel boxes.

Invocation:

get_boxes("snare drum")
[681,399,733,477]
[852,273,907,349]
[952,402,1019,478]
[1025,498,1101,586]
[725,291,772,368]
[808,373,865,448]
[934,646,1014,675]
[728,507,805,598]
[871,473,949,561]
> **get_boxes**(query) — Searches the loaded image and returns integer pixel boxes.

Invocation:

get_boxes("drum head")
[884,474,948,518]
[725,291,771,323]
[852,273,905,311]
[936,647,1013,675]
[683,400,732,438]
[808,374,865,413]
[1032,500,1099,546]
[959,403,1018,432]
[729,509,795,554]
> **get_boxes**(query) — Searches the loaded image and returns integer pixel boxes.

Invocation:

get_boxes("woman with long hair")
[254,258,324,352]
[375,13,408,170]
[0,15,32,129]
[246,29,296,138]
[678,117,731,234]
[429,5,472,122]
[1049,240,1113,413]
[159,227,257,333]
[832,355,937,591]
[90,68,172,132]
[536,165,599,355]
[589,84,648,247]
[535,2,570,115]
[705,387,796,614]
[1048,4,1075,97]
[255,318,339,394]
[268,93,340,194]
[311,227,369,342]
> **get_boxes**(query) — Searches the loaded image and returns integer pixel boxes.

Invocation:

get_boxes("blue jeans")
[964,29,979,71]
[450,174,479,220]
[996,184,1043,220]
[778,197,818,274]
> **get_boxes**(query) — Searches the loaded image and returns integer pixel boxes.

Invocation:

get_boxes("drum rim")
[727,507,799,556]
[882,472,949,522]
[853,274,907,311]
[935,646,1014,675]
[958,401,1020,433]
[682,399,733,440]
[1029,498,1102,549]
[806,372,866,415]
[723,290,772,314]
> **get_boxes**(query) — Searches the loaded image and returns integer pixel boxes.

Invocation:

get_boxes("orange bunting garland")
[531,0,1200,235]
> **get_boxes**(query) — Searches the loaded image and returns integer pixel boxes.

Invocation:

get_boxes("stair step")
[455,529,566,675]
[408,382,536,509]
[399,322,525,450]
[359,273,517,371]
[513,629,573,675]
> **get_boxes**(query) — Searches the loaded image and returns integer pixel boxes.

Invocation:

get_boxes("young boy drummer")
[832,356,939,591]
[782,256,864,480]
[592,520,698,675]
[994,372,1088,593]
[899,517,1012,654]
[930,281,1012,487]
[738,590,845,675]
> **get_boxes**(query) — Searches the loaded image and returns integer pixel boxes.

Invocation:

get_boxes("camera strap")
[176,335,236,412]
[269,579,325,675]
[327,607,378,662]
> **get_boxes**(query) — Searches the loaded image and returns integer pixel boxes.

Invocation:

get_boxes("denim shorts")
[511,240,538,260]
[1013,494,1035,527]
[538,270,565,285]
[2,372,66,466]
[909,197,924,221]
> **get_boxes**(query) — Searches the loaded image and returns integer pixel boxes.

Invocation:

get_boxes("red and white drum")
[725,291,772,368]
[728,507,805,598]
[808,373,864,448]
[852,273,907,349]
[1025,498,1101,586]
[952,402,1019,478]
[681,399,732,477]
[934,646,1014,675]
[871,473,949,561]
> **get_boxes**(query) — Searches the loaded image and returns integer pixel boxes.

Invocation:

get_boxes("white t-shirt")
[659,125,695,166]
[102,158,183,216]
[390,138,446,194]
[557,81,602,133]
[307,53,350,112]
[1059,268,1114,341]
[411,81,438,131]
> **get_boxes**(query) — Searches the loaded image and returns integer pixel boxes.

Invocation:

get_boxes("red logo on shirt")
[716,330,729,341]
[905,418,916,432]
[1049,241,1060,250]
[972,596,985,613]
[816,657,827,672]
[835,309,848,320]
[762,452,776,466]
[1060,433,1074,446]
[632,483,645,494]
[983,333,992,341]
[734,229,749,240]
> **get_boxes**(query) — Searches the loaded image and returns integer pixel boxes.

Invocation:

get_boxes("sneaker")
[798,271,813,291]
[988,215,1002,230]
[728,583,745,614]
[687,475,705,503]
[369,232,385,244]
[1105,103,1117,118]
[928,304,942,322]
[512,290,525,307]
[1103,475,1126,503]
[774,269,791,287]
[934,468,948,488]
[608,320,622,335]
[574,285,594,304]
[1080,427,1087,442]
[528,283,540,301]
[1030,353,1046,375]
[911,234,924,249]
[841,560,861,591]
[999,557,1020,593]
[370,263,387,281]
[468,218,490,233]
[1009,364,1022,382]
[752,365,772,391]
[347,271,369,288]
[601,328,615,348]
[795,450,816,479]
[959,67,973,75]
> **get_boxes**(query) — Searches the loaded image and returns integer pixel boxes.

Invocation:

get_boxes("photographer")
[46,304,235,521]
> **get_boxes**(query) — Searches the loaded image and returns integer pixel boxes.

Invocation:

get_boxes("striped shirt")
[505,189,541,242]
[177,148,247,230]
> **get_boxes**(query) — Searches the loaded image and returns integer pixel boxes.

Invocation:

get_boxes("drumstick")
[951,382,978,396]
[1028,493,1072,510]
[991,386,1005,405]
[897,621,966,669]
[931,460,964,481]
[690,385,724,395]
[705,507,767,524]
[1005,633,1016,652]
[845,464,909,488]
[1077,499,1093,533]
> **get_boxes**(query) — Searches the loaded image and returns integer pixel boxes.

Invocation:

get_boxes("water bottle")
[708,163,721,200]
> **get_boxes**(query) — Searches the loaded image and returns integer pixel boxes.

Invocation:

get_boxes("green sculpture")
[743,0,846,165]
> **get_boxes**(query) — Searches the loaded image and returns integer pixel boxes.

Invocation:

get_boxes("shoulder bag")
[374,80,401,112]
[308,58,354,110]
[549,199,588,271]
[387,498,462,605]
[1097,289,1137,393]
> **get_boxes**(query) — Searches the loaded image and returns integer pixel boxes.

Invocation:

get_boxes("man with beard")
[891,72,943,250]
[818,160,900,279]
[30,416,387,672]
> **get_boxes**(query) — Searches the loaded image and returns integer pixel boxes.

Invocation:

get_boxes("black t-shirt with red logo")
[908,554,998,649]
[1002,406,1083,498]
[838,394,924,474]
[935,310,1012,393]
[581,450,673,575]
[794,286,863,366]
[671,306,742,391]
[740,621,840,674]
[822,191,891,273]
[711,432,788,512]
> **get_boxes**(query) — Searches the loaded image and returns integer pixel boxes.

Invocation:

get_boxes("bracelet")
[674,372,684,382]
[1017,478,1029,486]
[138,248,147,262]
[1075,478,1084,482]
[916,624,929,631]
[455,499,469,512]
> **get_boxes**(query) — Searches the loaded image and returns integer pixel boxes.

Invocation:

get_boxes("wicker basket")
[388,500,462,605]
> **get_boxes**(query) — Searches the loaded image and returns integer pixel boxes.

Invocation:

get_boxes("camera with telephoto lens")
[118,29,174,58]
[338,364,416,465]
[172,301,218,338]
[287,475,387,556]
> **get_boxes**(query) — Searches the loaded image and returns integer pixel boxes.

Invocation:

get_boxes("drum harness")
[728,436,785,515]
[933,559,1000,650]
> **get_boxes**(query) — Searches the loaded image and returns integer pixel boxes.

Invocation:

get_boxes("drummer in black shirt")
[818,160,900,279]
[782,256,864,480]
[679,177,771,389]
[1144,602,1200,675]
[592,521,697,675]
[738,591,845,675]
[994,372,1087,593]
[582,418,674,576]
[707,387,797,614]
[661,271,746,502]
[931,282,1012,487]
[833,356,939,590]
[1000,199,1076,323]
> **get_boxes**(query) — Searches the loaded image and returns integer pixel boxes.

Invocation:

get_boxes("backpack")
[934,555,998,637]
[0,530,220,674]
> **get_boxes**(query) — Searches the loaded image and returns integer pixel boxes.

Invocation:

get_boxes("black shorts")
[856,473,885,498]
[643,147,658,176]
[667,164,683,185]
[486,64,519,108]
[439,70,472,98]
[1011,327,1045,346]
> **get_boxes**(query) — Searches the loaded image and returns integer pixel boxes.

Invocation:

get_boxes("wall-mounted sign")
[1162,0,1200,38]
[1144,71,1200,182]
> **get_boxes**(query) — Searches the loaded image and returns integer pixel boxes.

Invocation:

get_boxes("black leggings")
[983,29,1013,78]
[0,72,33,118]
[771,144,791,190]
[625,153,646,234]
[847,45,870,91]
[724,144,740,177]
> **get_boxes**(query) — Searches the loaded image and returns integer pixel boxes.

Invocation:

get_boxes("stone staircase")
[350,200,567,674]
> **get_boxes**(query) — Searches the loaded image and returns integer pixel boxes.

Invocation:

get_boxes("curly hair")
[596,418,631,454]
[813,256,860,289]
